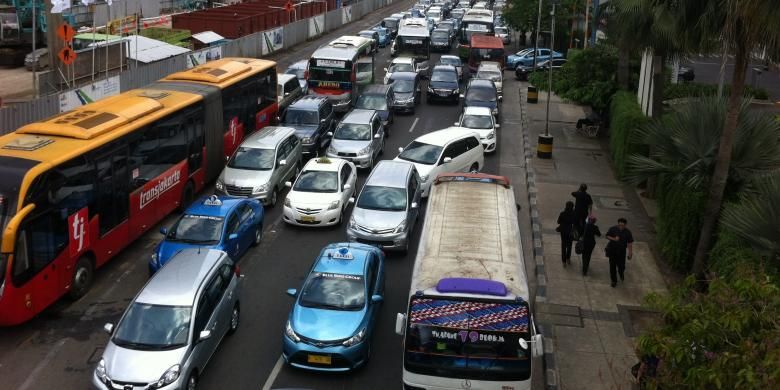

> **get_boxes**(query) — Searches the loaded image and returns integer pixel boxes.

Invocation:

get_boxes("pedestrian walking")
[556,201,576,266]
[580,215,601,276]
[605,217,634,287]
[571,184,593,238]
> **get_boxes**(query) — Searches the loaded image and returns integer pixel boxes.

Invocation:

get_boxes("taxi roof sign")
[330,247,354,260]
[203,195,223,206]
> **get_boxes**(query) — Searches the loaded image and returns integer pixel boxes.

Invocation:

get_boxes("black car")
[389,71,422,114]
[430,28,452,52]
[427,65,460,104]
[678,65,695,82]
[355,84,395,135]
[462,78,501,118]
[515,58,567,80]
[281,96,337,157]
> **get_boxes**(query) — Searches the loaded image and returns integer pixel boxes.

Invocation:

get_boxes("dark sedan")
[515,58,567,80]
[462,78,501,119]
[389,71,422,114]
[427,65,460,104]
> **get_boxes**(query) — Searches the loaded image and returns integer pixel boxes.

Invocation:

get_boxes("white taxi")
[283,157,357,227]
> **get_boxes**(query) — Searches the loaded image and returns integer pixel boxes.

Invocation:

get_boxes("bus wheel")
[179,182,194,212]
[69,257,94,300]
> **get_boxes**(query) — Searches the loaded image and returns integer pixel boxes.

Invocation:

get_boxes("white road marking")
[261,355,285,390]
[17,339,66,390]
[409,117,420,133]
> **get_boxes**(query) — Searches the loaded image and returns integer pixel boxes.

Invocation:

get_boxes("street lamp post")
[532,0,542,69]
[537,0,557,159]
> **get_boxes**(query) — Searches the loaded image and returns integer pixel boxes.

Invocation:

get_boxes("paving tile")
[555,319,604,353]
[596,320,637,356]
[545,277,591,309]
[537,302,581,317]
[556,351,620,390]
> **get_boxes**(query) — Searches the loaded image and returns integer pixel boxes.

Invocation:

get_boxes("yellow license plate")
[301,215,316,222]
[307,354,331,364]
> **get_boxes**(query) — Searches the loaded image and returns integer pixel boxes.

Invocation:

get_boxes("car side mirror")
[371,295,384,303]
[159,227,168,235]
[343,183,351,190]
[229,233,238,240]
[498,95,503,101]
[383,67,388,72]
[198,330,212,342]
[411,202,418,209]
[284,181,292,188]
[327,131,333,136]
[348,197,355,204]
[374,133,381,139]
[286,288,298,297]
[398,147,404,153]
[103,323,114,335]
[395,313,406,336]
[278,159,287,166]
[495,124,501,128]
[443,156,452,163]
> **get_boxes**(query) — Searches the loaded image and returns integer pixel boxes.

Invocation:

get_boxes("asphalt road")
[0,4,541,389]
[684,55,780,101]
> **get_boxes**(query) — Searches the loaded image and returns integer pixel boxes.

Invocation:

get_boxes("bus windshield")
[404,296,532,381]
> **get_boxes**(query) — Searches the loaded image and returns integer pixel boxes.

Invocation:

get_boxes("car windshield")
[496,27,507,34]
[334,123,372,140]
[461,114,493,129]
[390,63,414,73]
[299,272,365,310]
[293,171,338,193]
[285,67,305,79]
[440,57,461,66]
[432,31,449,39]
[477,70,502,81]
[431,70,457,83]
[384,19,398,28]
[392,79,415,93]
[113,304,191,350]
[398,141,442,165]
[357,185,407,211]
[167,214,224,244]
[466,86,497,102]
[284,109,319,125]
[228,147,275,170]
[356,94,388,110]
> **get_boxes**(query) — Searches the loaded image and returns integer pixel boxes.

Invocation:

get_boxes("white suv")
[394,127,484,197]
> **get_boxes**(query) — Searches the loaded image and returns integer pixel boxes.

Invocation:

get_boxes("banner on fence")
[186,47,223,68]
[342,6,352,24]
[261,27,284,55]
[308,15,324,38]
[108,15,138,35]
[59,76,121,112]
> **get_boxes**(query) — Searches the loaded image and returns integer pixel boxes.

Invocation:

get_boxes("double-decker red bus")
[0,58,277,326]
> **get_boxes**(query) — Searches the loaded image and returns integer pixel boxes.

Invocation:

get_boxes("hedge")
[655,177,706,271]
[608,91,648,178]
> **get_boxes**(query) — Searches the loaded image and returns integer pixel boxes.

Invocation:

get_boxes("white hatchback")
[384,57,417,84]
[394,127,484,197]
[283,157,357,227]
[455,106,500,153]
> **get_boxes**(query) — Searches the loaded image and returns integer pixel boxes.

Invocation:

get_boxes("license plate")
[301,215,316,222]
[307,354,331,364]
[437,91,449,96]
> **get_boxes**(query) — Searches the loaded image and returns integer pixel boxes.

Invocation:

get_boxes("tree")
[721,175,780,261]
[502,0,585,51]
[637,274,780,388]
[674,0,780,283]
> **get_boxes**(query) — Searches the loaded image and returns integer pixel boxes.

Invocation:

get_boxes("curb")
[519,87,558,390]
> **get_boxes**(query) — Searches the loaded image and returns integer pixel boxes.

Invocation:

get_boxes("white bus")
[392,17,431,76]
[307,35,374,112]
[458,9,495,59]
[396,173,543,390]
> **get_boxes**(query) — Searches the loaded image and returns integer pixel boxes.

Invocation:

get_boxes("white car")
[455,106,499,153]
[394,127,484,197]
[475,61,503,97]
[282,157,357,227]
[384,57,417,84]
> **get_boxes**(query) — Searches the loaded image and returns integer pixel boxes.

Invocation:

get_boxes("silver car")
[326,109,385,169]
[93,249,242,390]
[216,126,303,207]
[346,160,422,253]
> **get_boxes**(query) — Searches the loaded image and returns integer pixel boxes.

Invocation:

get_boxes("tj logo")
[68,207,89,257]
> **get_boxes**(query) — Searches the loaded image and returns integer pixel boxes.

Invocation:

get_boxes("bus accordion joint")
[433,173,510,187]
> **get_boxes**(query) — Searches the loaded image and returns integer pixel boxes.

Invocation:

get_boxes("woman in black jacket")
[581,215,601,276]
[557,201,576,266]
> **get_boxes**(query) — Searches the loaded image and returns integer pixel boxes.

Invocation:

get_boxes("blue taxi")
[283,243,385,371]
[148,195,264,275]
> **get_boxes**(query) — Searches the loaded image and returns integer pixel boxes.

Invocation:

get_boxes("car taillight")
[304,70,309,80]
[234,264,241,277]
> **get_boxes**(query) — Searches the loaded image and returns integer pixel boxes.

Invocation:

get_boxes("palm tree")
[671,0,780,281]
[721,175,780,261]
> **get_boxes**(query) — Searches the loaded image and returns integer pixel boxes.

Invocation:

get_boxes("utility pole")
[544,2,556,137]
[32,0,37,97]
[532,0,542,69]
[583,0,589,49]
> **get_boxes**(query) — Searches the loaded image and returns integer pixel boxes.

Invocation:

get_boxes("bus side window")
[129,127,159,189]
[222,85,243,132]
[258,70,277,110]
[186,109,205,173]
[50,156,97,215]
[12,211,68,286]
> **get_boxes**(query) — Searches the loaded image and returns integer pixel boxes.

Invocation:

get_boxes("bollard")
[537,134,553,159]
[527,86,538,103]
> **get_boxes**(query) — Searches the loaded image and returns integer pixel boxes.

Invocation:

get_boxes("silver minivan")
[326,109,385,169]
[346,160,421,253]
[93,249,242,390]
[216,126,303,207]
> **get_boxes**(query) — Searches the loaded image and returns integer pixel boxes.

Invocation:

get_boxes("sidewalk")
[519,90,668,389]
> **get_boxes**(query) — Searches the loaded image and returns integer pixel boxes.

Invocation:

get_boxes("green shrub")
[664,82,770,100]
[608,91,648,178]
[655,178,705,271]
[708,227,777,281]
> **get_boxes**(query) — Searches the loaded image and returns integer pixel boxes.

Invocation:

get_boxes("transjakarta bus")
[458,9,495,59]
[396,173,543,390]
[307,35,374,112]
[468,35,506,72]
[394,18,431,75]
[159,57,278,158]
[0,58,277,326]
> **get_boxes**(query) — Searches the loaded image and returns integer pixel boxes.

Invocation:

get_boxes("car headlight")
[302,137,313,144]
[150,252,159,267]
[328,200,340,210]
[254,183,269,193]
[420,174,429,183]
[284,197,291,208]
[215,179,224,191]
[285,320,300,342]
[342,328,367,347]
[487,131,495,140]
[394,220,407,233]
[152,364,180,389]
[358,145,372,155]
[95,358,107,382]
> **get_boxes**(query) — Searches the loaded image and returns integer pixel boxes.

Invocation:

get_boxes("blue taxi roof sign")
[203,195,223,206]
[329,247,354,260]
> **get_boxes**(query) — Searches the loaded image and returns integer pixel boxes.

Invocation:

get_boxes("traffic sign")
[58,46,77,65]
[56,23,76,41]
[284,0,294,13]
